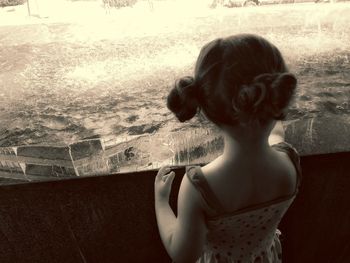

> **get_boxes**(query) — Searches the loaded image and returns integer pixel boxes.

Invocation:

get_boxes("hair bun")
[232,73,273,118]
[271,73,297,92]
[166,76,199,122]
[233,83,265,113]
[270,73,297,113]
[232,73,297,123]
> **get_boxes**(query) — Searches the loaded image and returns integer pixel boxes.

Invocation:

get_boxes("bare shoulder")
[177,169,206,213]
[199,150,297,210]
[272,148,298,196]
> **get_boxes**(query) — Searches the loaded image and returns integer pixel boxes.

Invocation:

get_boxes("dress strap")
[186,166,226,214]
[271,141,302,194]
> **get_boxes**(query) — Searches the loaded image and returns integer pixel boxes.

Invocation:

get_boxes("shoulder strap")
[186,166,226,214]
[271,142,302,193]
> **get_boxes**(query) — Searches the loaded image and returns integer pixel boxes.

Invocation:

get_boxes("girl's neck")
[221,124,272,158]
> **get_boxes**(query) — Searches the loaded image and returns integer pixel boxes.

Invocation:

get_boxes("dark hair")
[167,34,297,126]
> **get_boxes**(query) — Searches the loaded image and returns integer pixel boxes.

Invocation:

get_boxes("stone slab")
[69,139,104,161]
[16,145,72,161]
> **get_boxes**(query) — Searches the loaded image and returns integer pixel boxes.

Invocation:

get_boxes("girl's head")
[167,34,297,128]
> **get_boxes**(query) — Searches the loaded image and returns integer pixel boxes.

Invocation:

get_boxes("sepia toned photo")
[0,0,349,262]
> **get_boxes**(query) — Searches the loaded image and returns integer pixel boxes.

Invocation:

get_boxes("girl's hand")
[155,166,176,202]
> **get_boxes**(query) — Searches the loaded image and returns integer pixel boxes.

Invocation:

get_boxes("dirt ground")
[0,1,349,146]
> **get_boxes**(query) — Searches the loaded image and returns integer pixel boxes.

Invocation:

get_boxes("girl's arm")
[268,120,285,145]
[155,166,207,263]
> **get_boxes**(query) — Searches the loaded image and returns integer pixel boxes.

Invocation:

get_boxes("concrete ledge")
[1,115,349,182]
[284,115,350,156]
[0,151,349,262]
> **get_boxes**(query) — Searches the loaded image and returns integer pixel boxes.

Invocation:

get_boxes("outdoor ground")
[0,0,349,147]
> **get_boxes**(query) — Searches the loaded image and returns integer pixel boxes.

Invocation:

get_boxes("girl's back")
[186,142,301,262]
[201,144,298,217]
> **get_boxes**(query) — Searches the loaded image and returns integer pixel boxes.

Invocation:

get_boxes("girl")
[154,34,301,263]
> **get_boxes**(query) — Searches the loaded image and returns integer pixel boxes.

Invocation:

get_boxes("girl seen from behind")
[154,34,301,263]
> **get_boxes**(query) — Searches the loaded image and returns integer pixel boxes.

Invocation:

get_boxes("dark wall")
[0,152,349,263]
[279,152,350,263]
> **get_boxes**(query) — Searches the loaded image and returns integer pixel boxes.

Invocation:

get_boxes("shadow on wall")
[0,150,349,262]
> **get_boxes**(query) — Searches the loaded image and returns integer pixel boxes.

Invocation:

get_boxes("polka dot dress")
[186,142,301,263]
[196,201,292,263]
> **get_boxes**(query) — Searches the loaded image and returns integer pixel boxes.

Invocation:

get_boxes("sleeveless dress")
[186,142,302,263]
